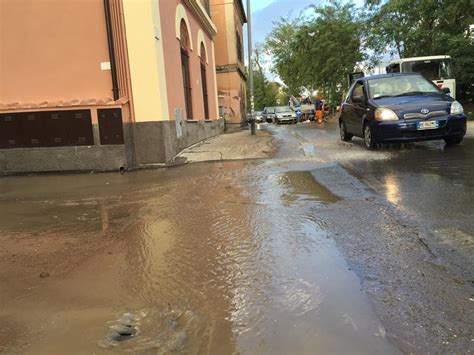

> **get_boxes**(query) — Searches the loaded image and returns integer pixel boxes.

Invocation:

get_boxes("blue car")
[339,73,467,149]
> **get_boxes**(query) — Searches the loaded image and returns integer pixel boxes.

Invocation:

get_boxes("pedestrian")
[314,97,323,124]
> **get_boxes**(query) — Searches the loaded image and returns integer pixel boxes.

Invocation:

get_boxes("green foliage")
[265,1,365,106]
[298,1,365,105]
[246,45,278,111]
[265,17,304,96]
[263,0,473,104]
[365,0,474,101]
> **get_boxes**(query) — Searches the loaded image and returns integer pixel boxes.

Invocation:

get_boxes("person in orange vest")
[314,97,323,124]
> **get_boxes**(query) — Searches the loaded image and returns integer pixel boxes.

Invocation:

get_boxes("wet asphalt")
[0,120,472,354]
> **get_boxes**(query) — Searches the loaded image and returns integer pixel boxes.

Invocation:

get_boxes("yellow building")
[210,0,247,130]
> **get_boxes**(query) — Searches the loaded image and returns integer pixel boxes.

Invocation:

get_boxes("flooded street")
[1,122,473,354]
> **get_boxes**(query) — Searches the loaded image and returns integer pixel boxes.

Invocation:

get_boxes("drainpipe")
[246,0,255,135]
[103,0,119,101]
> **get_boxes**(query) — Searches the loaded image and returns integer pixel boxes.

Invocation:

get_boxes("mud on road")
[0,122,473,354]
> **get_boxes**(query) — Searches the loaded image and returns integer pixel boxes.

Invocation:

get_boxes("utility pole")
[246,0,255,135]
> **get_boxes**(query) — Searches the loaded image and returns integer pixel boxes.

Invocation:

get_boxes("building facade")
[210,0,247,129]
[0,0,221,173]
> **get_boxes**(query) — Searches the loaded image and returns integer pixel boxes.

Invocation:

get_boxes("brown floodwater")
[0,161,399,354]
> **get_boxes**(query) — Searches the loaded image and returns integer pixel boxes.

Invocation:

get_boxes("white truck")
[386,55,456,98]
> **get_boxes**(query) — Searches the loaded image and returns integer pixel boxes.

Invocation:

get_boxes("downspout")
[103,0,120,101]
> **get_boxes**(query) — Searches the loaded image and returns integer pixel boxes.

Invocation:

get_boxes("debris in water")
[99,312,139,348]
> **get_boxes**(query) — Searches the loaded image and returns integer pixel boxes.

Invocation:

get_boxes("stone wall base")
[0,119,225,174]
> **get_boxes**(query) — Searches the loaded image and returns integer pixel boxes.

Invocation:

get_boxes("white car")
[274,106,297,124]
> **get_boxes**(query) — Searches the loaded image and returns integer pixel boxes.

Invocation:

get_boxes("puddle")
[276,171,341,205]
[0,162,397,354]
[232,170,399,354]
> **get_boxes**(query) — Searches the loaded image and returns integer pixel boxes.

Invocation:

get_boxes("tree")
[265,16,305,96]
[297,1,365,106]
[246,45,278,111]
[365,0,474,101]
[265,1,365,107]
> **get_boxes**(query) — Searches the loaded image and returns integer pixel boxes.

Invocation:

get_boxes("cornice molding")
[216,63,247,80]
[183,0,217,38]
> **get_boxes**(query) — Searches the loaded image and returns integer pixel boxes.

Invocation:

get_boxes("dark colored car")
[263,107,276,123]
[339,73,467,149]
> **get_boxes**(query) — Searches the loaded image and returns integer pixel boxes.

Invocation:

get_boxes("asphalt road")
[263,120,473,352]
[269,120,474,279]
[342,125,474,280]
[0,120,472,354]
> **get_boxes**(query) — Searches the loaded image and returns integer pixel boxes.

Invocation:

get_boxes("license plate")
[417,121,439,130]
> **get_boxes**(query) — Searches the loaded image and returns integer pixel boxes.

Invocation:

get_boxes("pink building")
[0,0,222,173]
[210,0,247,129]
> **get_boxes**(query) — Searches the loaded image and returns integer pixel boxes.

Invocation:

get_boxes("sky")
[244,0,318,45]
[250,0,276,12]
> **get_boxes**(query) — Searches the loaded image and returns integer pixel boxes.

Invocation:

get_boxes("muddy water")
[0,162,398,354]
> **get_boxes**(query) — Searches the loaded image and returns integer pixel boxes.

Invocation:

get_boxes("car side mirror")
[352,95,364,103]
[441,87,451,94]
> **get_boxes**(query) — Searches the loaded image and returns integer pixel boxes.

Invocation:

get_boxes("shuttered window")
[200,43,209,119]
[98,108,124,145]
[180,20,193,120]
[0,110,93,149]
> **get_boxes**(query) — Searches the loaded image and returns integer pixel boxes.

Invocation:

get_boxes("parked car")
[274,106,297,124]
[262,107,276,123]
[339,73,467,149]
[254,111,263,123]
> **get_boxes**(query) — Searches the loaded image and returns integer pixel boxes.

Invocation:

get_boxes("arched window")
[200,43,209,119]
[236,31,243,62]
[180,20,193,120]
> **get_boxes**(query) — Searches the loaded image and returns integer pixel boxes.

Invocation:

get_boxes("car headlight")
[375,108,399,121]
[450,101,464,115]
[276,115,282,119]
[291,113,296,118]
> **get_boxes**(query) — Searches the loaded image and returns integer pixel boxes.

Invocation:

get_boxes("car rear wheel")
[340,121,352,141]
[444,135,463,145]
[364,124,376,150]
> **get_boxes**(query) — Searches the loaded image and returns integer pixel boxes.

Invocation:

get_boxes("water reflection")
[0,164,398,354]
[384,174,401,205]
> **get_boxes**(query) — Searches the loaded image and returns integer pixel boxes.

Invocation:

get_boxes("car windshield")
[275,106,292,113]
[367,75,440,99]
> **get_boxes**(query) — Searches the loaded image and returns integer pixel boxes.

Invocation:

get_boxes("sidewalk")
[175,128,276,163]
